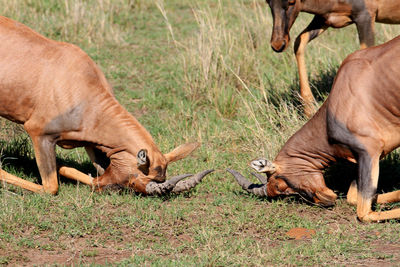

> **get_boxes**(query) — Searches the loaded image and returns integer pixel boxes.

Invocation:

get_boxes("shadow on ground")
[308,66,338,102]
[0,136,96,186]
[266,65,338,116]
[2,134,400,201]
[325,151,400,197]
[0,136,196,199]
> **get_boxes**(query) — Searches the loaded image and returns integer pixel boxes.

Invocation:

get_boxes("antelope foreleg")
[358,203,400,222]
[347,180,400,205]
[376,191,400,204]
[0,134,56,194]
[355,151,400,222]
[356,152,379,222]
[58,166,93,186]
[354,11,375,49]
[30,135,59,195]
[294,15,328,117]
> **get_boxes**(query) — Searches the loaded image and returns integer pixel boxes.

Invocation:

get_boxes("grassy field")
[1,0,400,265]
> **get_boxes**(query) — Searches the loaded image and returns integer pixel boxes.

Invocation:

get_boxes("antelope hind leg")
[0,169,43,193]
[294,15,328,117]
[30,135,59,194]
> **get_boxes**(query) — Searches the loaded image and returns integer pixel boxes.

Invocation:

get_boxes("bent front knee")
[43,183,59,195]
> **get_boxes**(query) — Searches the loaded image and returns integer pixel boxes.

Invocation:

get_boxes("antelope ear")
[137,149,149,167]
[164,142,200,163]
[250,158,276,175]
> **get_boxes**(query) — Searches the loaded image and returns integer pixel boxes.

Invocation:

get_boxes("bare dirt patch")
[6,246,133,266]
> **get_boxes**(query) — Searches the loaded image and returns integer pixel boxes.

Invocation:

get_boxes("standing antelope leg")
[0,169,43,192]
[30,135,59,195]
[354,11,376,49]
[235,33,400,222]
[294,16,328,117]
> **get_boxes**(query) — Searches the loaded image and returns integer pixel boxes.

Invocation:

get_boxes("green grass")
[1,0,400,266]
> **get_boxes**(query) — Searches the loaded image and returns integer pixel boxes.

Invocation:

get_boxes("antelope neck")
[274,105,337,175]
[89,92,160,158]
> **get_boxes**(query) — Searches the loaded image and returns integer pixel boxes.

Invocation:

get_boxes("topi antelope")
[229,35,400,222]
[0,16,213,196]
[266,0,400,117]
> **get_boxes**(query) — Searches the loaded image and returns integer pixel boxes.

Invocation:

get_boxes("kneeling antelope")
[0,16,212,196]
[229,35,400,222]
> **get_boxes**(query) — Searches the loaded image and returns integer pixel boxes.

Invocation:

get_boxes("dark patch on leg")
[31,135,59,194]
[350,0,375,46]
[293,15,326,53]
[36,136,57,177]
[357,151,376,199]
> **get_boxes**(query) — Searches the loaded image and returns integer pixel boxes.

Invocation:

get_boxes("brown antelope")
[0,16,213,196]
[266,0,400,116]
[229,35,400,222]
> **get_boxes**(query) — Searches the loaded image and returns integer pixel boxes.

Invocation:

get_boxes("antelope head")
[228,157,337,206]
[267,0,301,52]
[128,142,213,195]
[60,142,213,196]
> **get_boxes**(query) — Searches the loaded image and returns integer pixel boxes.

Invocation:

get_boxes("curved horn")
[172,169,214,193]
[227,169,268,197]
[251,172,268,184]
[145,174,192,195]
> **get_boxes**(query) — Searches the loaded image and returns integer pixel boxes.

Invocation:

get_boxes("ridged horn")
[172,169,214,193]
[145,174,192,195]
[251,172,268,184]
[227,169,268,197]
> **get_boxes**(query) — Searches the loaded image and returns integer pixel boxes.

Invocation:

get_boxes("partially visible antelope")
[0,16,213,196]
[229,35,400,222]
[266,0,400,117]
